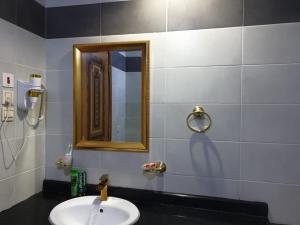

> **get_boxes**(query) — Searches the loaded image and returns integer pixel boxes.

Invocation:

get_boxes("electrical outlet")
[2,107,14,122]
[2,90,14,106]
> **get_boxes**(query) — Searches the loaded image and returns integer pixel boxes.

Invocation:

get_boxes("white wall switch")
[2,73,14,88]
[2,90,14,106]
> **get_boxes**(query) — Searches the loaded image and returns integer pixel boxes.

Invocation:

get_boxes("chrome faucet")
[97,174,109,201]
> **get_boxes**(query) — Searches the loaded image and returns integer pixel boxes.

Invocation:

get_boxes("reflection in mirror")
[73,41,149,151]
[111,50,142,142]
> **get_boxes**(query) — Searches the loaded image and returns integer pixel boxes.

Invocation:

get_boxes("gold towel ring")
[186,106,212,133]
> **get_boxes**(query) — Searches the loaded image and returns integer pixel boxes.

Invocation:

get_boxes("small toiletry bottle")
[78,170,83,196]
[83,171,87,194]
[78,170,87,196]
[71,168,79,197]
[63,144,73,166]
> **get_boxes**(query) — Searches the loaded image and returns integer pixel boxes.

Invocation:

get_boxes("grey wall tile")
[165,66,241,104]
[46,36,100,70]
[242,105,300,144]
[108,171,164,191]
[101,151,148,173]
[14,135,45,175]
[150,69,165,103]
[165,175,239,199]
[45,166,69,182]
[244,0,300,26]
[0,174,15,211]
[168,0,243,31]
[45,134,72,167]
[47,4,101,38]
[12,167,44,210]
[166,104,240,142]
[0,19,17,63]
[149,138,165,162]
[164,27,242,67]
[150,104,165,138]
[241,143,300,185]
[46,102,72,135]
[101,0,166,35]
[16,27,45,69]
[46,70,72,102]
[243,64,300,104]
[166,139,240,179]
[243,23,300,65]
[72,150,101,169]
[240,181,300,225]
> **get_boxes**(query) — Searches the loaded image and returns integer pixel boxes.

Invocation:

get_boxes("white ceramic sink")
[49,196,140,225]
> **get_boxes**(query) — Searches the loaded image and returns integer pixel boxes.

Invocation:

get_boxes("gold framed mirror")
[73,41,149,152]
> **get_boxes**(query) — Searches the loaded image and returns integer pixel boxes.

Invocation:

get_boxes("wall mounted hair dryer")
[17,74,47,126]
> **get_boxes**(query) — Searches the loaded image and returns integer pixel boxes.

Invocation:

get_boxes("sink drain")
[100,209,104,213]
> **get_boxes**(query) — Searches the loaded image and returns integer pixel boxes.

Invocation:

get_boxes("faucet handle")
[99,174,109,184]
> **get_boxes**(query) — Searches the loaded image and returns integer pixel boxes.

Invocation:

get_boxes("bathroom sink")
[49,196,140,225]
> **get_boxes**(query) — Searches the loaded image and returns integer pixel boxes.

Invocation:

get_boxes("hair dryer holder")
[17,80,46,111]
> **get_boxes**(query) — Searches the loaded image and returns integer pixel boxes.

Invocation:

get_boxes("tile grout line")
[239,0,246,200]
[0,166,44,182]
[165,0,169,32]
[162,66,167,192]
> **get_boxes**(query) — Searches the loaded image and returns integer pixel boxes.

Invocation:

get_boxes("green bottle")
[71,168,79,197]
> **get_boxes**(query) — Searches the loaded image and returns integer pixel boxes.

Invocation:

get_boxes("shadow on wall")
[190,133,225,192]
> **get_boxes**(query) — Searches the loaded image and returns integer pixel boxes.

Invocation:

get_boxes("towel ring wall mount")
[186,106,212,133]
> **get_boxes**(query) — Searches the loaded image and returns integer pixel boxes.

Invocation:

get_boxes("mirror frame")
[73,41,149,152]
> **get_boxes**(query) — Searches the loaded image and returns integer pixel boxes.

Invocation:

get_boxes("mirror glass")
[73,41,149,151]
[81,50,142,142]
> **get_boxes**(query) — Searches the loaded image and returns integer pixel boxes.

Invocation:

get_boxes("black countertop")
[0,192,272,225]
[0,180,274,225]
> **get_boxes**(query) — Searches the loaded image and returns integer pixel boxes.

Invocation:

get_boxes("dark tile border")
[244,0,300,26]
[43,179,269,219]
[1,0,300,39]
[100,0,166,36]
[112,52,142,72]
[0,0,17,25]
[168,0,243,31]
[112,51,126,71]
[0,0,45,37]
[17,0,45,37]
[46,4,101,39]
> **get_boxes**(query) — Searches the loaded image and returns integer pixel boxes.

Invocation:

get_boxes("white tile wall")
[150,68,165,103]
[166,104,241,141]
[243,64,300,104]
[241,143,300,185]
[243,23,300,65]
[46,102,73,135]
[150,104,165,138]
[165,66,241,104]
[165,174,239,199]
[45,23,300,225]
[0,18,46,213]
[47,70,73,102]
[166,139,240,179]
[16,27,46,70]
[0,19,17,63]
[164,27,242,67]
[240,181,300,225]
[241,105,300,144]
